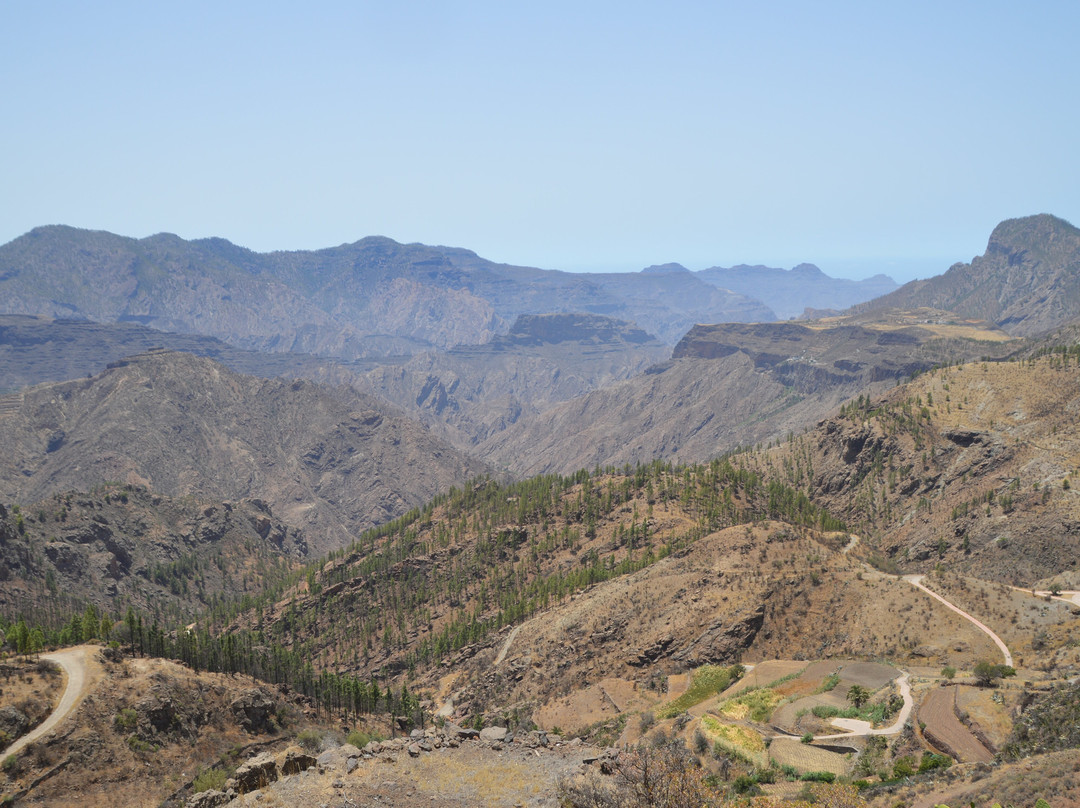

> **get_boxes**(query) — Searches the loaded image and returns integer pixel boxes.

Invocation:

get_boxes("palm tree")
[847,684,871,709]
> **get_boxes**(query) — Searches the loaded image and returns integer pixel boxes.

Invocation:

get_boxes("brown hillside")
[0,351,488,555]
[751,352,1080,585]
[0,648,322,808]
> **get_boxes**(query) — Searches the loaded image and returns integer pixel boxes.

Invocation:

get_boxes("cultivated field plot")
[918,686,993,763]
[769,737,851,776]
[954,684,1013,750]
[839,662,897,689]
[699,714,768,768]
[768,660,899,735]
[722,660,809,697]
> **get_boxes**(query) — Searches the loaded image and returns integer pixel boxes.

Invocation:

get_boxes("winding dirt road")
[811,672,913,740]
[903,575,1013,667]
[1,646,93,759]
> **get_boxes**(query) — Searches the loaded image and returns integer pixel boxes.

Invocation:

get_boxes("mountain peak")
[986,213,1080,256]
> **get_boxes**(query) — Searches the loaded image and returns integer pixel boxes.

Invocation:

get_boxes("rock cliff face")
[0,351,488,554]
[852,214,1080,337]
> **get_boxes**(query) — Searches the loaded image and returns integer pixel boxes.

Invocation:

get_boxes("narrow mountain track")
[1,646,94,759]
[903,575,1013,667]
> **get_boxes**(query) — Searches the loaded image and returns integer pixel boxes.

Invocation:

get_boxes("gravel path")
[903,574,1013,667]
[1,646,91,758]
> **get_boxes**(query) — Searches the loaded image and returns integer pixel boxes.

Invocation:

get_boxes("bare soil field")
[918,685,993,763]
[838,662,898,689]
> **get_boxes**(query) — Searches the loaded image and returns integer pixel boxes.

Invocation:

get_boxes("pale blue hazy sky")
[2,2,1077,282]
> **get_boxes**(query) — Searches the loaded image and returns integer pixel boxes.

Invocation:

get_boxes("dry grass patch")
[955,684,1013,750]
[699,715,767,768]
[768,737,851,776]
[719,687,784,723]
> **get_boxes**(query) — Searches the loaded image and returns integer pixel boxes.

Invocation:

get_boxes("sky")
[1,2,1077,283]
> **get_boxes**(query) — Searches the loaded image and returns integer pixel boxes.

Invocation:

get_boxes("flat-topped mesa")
[505,313,657,346]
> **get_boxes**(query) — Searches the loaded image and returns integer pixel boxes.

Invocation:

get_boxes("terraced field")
[918,686,993,763]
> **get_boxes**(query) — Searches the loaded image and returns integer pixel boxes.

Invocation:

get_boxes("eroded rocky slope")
[0,351,488,554]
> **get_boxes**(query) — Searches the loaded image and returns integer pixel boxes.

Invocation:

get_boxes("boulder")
[316,743,361,771]
[446,722,479,740]
[234,752,278,793]
[479,726,508,743]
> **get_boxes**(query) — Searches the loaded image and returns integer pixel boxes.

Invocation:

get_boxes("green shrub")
[127,736,157,753]
[193,767,228,793]
[732,774,761,795]
[918,752,952,773]
[296,729,322,753]
[893,756,916,778]
[345,729,383,748]
[114,708,138,731]
[800,771,836,783]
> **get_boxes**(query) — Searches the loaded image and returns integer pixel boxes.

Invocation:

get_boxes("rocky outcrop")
[0,705,30,741]
[281,746,317,775]
[186,789,232,808]
[232,752,278,793]
[674,604,767,666]
[230,688,278,734]
[852,213,1080,337]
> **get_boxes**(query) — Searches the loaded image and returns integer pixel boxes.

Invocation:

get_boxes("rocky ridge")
[0,226,774,356]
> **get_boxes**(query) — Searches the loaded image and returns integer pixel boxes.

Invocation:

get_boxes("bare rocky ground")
[0,651,327,807]
[204,729,599,808]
